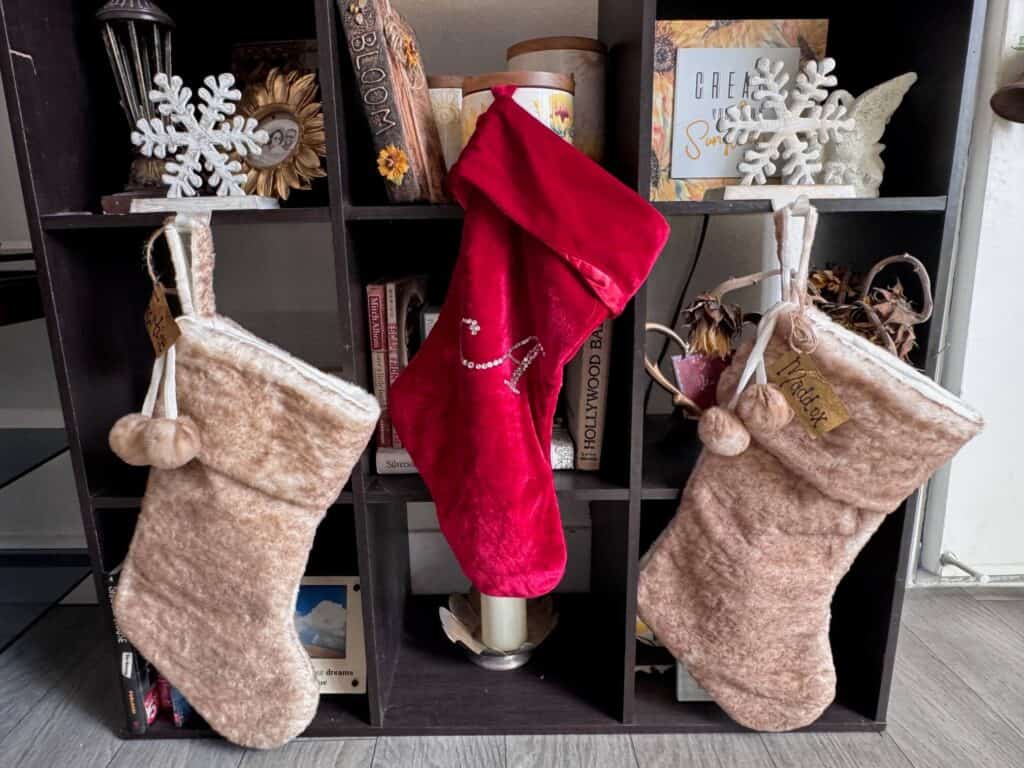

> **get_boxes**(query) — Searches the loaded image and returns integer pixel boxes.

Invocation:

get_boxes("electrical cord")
[643,214,710,413]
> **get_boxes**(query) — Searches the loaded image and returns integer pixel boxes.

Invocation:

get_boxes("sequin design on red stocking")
[459,317,545,395]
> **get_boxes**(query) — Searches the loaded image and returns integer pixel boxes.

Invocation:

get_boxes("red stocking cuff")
[450,91,670,315]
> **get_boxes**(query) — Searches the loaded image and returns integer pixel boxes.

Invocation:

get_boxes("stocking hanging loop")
[142,213,218,319]
[728,200,820,409]
[127,214,219,463]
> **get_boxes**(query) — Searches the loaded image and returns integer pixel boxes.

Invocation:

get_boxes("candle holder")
[96,0,176,212]
[439,591,557,671]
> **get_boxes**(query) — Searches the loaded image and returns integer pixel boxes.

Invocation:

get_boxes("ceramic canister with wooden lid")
[507,36,606,162]
[461,71,574,149]
[427,75,464,170]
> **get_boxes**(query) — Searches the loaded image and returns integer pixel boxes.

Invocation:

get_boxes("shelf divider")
[345,204,464,221]
[654,196,947,217]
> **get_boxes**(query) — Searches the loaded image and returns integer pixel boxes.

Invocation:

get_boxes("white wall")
[397,0,595,74]
[920,0,1024,579]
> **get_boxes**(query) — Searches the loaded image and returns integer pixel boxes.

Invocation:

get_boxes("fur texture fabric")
[390,88,668,597]
[637,304,983,732]
[111,218,379,749]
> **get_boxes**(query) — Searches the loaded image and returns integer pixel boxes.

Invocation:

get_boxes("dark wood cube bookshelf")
[0,0,985,738]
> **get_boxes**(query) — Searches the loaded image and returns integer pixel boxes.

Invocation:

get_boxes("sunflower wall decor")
[239,68,327,200]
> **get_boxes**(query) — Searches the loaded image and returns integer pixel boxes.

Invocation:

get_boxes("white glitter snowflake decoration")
[717,57,856,186]
[131,73,269,198]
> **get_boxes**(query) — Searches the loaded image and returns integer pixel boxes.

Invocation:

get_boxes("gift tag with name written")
[767,351,849,438]
[144,283,180,357]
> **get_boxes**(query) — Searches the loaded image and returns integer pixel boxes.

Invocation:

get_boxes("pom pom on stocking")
[737,383,793,434]
[110,413,201,469]
[698,406,750,456]
[109,413,151,466]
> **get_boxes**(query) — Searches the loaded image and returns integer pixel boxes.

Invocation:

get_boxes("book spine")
[336,0,421,202]
[366,284,391,447]
[570,320,612,471]
[385,281,403,447]
[106,573,152,735]
[169,685,195,727]
[376,447,418,474]
[676,662,715,702]
[421,308,440,339]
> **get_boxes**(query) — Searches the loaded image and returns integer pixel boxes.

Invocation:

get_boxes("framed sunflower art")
[650,19,828,202]
[239,68,327,200]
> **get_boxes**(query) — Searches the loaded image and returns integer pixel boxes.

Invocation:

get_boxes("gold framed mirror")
[239,68,327,200]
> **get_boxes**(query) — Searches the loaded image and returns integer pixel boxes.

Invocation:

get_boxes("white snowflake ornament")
[717,57,856,186]
[131,73,269,198]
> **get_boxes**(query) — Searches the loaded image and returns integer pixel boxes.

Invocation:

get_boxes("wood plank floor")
[0,588,1021,767]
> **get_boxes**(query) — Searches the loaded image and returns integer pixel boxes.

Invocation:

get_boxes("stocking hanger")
[140,213,214,421]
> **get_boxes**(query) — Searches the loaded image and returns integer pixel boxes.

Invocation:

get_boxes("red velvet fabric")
[390,90,669,597]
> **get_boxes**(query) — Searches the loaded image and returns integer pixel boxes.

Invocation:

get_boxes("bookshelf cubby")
[0,0,985,738]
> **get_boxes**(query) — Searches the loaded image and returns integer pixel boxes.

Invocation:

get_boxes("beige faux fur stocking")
[109,216,379,749]
[637,203,983,732]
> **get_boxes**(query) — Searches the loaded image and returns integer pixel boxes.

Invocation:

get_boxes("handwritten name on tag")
[767,351,849,438]
[144,283,180,357]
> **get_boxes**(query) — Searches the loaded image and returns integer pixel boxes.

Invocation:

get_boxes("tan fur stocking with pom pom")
[637,203,982,732]
[109,216,379,749]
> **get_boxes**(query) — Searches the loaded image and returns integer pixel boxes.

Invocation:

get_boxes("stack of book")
[108,567,196,733]
[367,277,432,470]
[367,282,613,475]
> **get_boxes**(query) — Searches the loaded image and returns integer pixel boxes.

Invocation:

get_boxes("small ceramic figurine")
[823,73,918,197]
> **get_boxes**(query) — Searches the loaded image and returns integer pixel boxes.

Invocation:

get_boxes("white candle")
[480,593,527,652]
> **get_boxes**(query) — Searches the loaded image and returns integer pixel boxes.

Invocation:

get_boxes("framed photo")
[649,19,828,201]
[238,69,327,200]
[295,576,366,694]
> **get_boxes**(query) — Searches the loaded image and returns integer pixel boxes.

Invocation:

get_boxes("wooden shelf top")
[38,198,946,231]
[144,695,371,739]
[343,197,946,223]
[365,470,629,503]
[381,595,620,733]
[654,196,947,216]
[345,204,465,221]
[632,671,881,732]
[40,207,330,231]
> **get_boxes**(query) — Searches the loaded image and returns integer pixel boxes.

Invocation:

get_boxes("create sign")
[670,46,800,179]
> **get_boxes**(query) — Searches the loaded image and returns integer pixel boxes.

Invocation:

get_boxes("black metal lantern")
[96,0,175,192]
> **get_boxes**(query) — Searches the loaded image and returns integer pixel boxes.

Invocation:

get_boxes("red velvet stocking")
[390,89,668,597]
